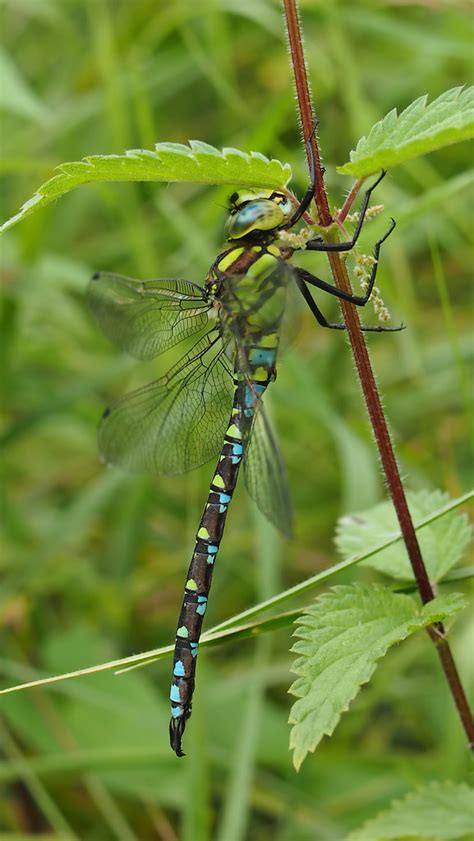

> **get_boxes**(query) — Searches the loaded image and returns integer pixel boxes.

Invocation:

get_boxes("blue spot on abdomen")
[173,660,185,677]
[249,348,276,366]
[170,685,181,703]
[171,705,183,718]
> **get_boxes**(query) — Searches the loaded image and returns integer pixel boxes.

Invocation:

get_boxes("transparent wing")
[243,402,293,538]
[98,331,234,475]
[218,262,292,536]
[279,264,306,355]
[87,273,211,360]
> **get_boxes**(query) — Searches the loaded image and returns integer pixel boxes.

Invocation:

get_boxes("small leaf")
[0,141,292,235]
[338,87,474,177]
[335,490,472,582]
[345,781,474,841]
[288,584,465,770]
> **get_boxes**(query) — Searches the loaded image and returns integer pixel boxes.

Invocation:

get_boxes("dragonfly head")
[225,190,293,241]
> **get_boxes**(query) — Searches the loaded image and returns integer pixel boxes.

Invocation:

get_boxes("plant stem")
[338,177,364,223]
[283,0,331,226]
[283,0,474,749]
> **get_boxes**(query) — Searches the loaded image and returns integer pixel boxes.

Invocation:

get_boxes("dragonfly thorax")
[225,190,293,241]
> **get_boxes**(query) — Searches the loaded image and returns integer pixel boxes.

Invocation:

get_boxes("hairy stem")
[283,0,474,748]
[338,177,365,223]
[283,0,331,226]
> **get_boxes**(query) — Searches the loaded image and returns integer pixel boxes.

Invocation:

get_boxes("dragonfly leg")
[297,217,396,306]
[305,170,390,253]
[281,119,320,229]
[295,272,405,332]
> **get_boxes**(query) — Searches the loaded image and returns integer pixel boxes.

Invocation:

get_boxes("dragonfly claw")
[169,716,187,758]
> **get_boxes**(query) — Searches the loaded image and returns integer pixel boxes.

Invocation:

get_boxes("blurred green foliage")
[0,0,472,838]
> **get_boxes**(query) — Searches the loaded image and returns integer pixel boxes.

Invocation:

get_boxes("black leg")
[295,273,405,333]
[298,217,396,306]
[305,170,389,253]
[284,181,315,229]
[281,119,319,229]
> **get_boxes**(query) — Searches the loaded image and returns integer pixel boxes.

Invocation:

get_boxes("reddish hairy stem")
[283,0,331,226]
[338,177,365,224]
[283,0,474,748]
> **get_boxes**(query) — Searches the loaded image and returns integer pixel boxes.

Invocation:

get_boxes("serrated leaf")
[335,490,472,582]
[338,87,474,177]
[345,781,474,841]
[288,584,465,769]
[0,141,292,235]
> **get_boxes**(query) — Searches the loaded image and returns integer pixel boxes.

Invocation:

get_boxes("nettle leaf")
[345,781,474,841]
[288,584,465,770]
[335,490,472,582]
[338,87,474,177]
[0,140,292,235]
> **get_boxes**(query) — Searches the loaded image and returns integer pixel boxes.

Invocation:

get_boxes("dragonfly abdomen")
[169,391,248,756]
[169,346,278,756]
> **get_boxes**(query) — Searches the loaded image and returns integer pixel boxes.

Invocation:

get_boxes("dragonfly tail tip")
[169,716,187,758]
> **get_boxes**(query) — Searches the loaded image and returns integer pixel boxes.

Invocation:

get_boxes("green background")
[1,1,472,838]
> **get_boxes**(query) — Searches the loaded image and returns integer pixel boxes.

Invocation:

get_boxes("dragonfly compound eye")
[225,198,290,240]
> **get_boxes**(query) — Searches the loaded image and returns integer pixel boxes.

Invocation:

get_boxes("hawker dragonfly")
[88,166,398,756]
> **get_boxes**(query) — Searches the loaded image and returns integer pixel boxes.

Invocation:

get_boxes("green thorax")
[207,243,290,347]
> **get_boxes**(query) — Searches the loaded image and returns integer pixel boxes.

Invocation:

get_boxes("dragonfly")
[87,164,399,757]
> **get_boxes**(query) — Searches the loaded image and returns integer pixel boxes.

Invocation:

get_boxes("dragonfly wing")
[87,273,211,360]
[98,331,234,475]
[243,403,293,538]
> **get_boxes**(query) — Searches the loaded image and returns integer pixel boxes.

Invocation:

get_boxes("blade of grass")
[29,688,140,841]
[0,719,80,841]
[210,489,473,634]
[0,490,470,694]
[428,232,471,415]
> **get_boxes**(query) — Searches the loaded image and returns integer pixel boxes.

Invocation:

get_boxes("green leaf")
[0,140,292,235]
[288,584,465,770]
[335,489,472,582]
[338,87,474,177]
[345,781,474,841]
